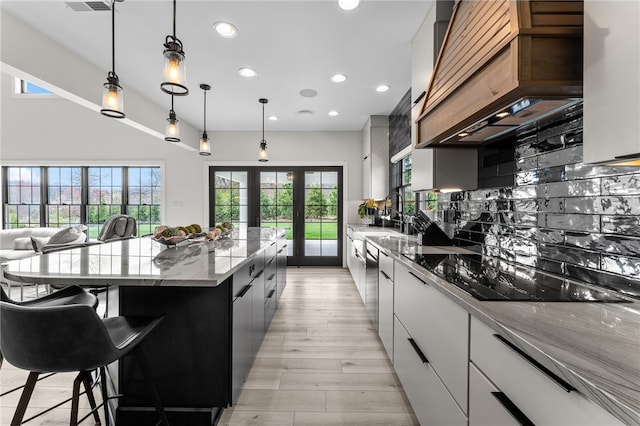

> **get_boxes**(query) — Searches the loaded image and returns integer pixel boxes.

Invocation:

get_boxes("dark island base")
[106,281,233,425]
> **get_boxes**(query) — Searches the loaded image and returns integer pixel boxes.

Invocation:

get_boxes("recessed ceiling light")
[238,67,257,78]
[330,74,347,83]
[376,84,390,93]
[214,21,238,38]
[299,89,318,98]
[328,110,339,116]
[268,115,278,121]
[338,0,360,11]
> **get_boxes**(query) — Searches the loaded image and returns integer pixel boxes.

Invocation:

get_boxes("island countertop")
[352,226,640,425]
[3,227,283,287]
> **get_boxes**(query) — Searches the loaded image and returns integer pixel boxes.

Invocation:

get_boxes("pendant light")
[160,0,188,96]
[199,83,211,156]
[100,0,125,118]
[165,95,180,142]
[258,98,269,162]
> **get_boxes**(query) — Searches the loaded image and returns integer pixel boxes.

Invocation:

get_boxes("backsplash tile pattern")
[436,106,640,298]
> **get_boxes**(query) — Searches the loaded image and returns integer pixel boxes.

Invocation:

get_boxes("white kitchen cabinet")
[469,362,521,426]
[410,3,477,191]
[583,1,640,164]
[377,251,394,361]
[394,316,467,426]
[470,316,624,426]
[394,261,469,412]
[361,115,389,200]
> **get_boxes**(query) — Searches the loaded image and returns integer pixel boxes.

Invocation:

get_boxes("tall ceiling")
[2,0,432,132]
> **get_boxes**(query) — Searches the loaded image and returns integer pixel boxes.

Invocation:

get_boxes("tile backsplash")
[436,105,640,298]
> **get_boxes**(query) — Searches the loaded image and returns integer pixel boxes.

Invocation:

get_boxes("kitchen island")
[347,224,640,425]
[3,227,287,425]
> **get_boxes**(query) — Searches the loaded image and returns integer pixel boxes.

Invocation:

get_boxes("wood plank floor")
[219,267,418,426]
[0,267,418,425]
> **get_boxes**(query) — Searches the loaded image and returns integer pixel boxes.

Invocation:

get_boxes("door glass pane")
[304,171,338,257]
[214,171,248,233]
[260,170,293,255]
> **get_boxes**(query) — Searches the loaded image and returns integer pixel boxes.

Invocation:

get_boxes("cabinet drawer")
[469,363,521,426]
[394,262,469,412]
[470,316,623,426]
[265,241,277,262]
[393,316,467,426]
[378,268,394,361]
[379,250,394,280]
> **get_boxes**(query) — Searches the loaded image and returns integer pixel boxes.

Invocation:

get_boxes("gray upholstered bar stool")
[0,302,169,426]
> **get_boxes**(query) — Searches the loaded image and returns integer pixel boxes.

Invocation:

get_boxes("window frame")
[2,165,163,238]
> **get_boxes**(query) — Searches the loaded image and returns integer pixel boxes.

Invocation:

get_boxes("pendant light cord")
[111,0,116,74]
[262,101,265,141]
[203,89,207,131]
[172,0,176,38]
[171,94,174,112]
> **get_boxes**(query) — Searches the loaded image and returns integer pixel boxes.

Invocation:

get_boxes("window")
[3,166,161,238]
[14,78,53,95]
[4,167,42,228]
[400,155,414,215]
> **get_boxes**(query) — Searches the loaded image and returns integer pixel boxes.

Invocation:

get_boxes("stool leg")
[81,371,102,425]
[11,372,39,426]
[133,347,170,426]
[71,372,83,425]
[99,367,110,426]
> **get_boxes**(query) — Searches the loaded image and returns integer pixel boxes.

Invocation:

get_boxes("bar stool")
[0,285,98,369]
[0,302,170,426]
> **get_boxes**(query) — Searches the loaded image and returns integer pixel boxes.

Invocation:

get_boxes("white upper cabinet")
[410,4,477,191]
[583,1,640,164]
[362,115,389,199]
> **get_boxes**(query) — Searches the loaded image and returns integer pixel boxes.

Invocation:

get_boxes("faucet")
[381,192,405,232]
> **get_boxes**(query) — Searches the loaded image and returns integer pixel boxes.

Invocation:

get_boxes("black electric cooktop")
[402,253,629,303]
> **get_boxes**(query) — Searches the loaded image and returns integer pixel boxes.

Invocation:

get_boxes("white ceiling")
[2,0,432,132]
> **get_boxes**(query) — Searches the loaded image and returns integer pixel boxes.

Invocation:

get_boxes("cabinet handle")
[380,270,391,281]
[407,338,429,364]
[253,269,264,279]
[491,392,536,426]
[267,289,276,299]
[268,274,276,282]
[277,249,284,255]
[493,334,575,392]
[236,284,252,298]
[408,271,427,285]
[380,250,388,257]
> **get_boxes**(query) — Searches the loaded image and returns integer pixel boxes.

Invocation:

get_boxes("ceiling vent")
[416,0,583,148]
[65,2,110,12]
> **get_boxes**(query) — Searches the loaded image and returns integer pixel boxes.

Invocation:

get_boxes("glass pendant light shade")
[100,0,125,119]
[101,73,124,118]
[160,0,188,96]
[199,132,211,156]
[165,107,180,142]
[258,140,269,162]
[258,98,269,162]
[199,83,212,156]
[161,38,188,95]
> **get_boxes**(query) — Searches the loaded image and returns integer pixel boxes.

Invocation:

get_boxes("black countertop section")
[402,252,630,302]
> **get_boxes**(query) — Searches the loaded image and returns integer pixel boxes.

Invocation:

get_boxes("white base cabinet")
[394,316,467,426]
[394,262,469,412]
[469,362,521,426]
[377,251,394,361]
[470,317,623,426]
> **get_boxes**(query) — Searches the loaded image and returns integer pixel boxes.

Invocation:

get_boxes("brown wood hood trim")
[417,0,584,148]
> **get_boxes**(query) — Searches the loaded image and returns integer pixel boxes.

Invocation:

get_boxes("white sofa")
[0,227,86,264]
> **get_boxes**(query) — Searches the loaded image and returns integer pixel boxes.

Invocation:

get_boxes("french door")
[209,166,343,266]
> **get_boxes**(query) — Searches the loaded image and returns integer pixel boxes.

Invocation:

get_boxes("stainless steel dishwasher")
[364,241,379,328]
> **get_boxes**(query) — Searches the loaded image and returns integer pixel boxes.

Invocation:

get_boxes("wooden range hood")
[416,0,583,148]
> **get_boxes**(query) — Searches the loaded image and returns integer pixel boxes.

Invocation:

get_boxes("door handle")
[491,392,536,426]
[407,338,428,364]
[236,284,252,298]
[408,271,427,285]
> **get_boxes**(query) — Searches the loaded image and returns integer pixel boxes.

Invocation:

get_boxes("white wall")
[0,73,363,230]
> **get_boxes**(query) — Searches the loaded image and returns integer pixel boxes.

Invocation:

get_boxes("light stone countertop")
[350,225,640,425]
[3,227,284,287]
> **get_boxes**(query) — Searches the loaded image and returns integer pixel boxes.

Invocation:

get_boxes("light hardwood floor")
[0,267,418,425]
